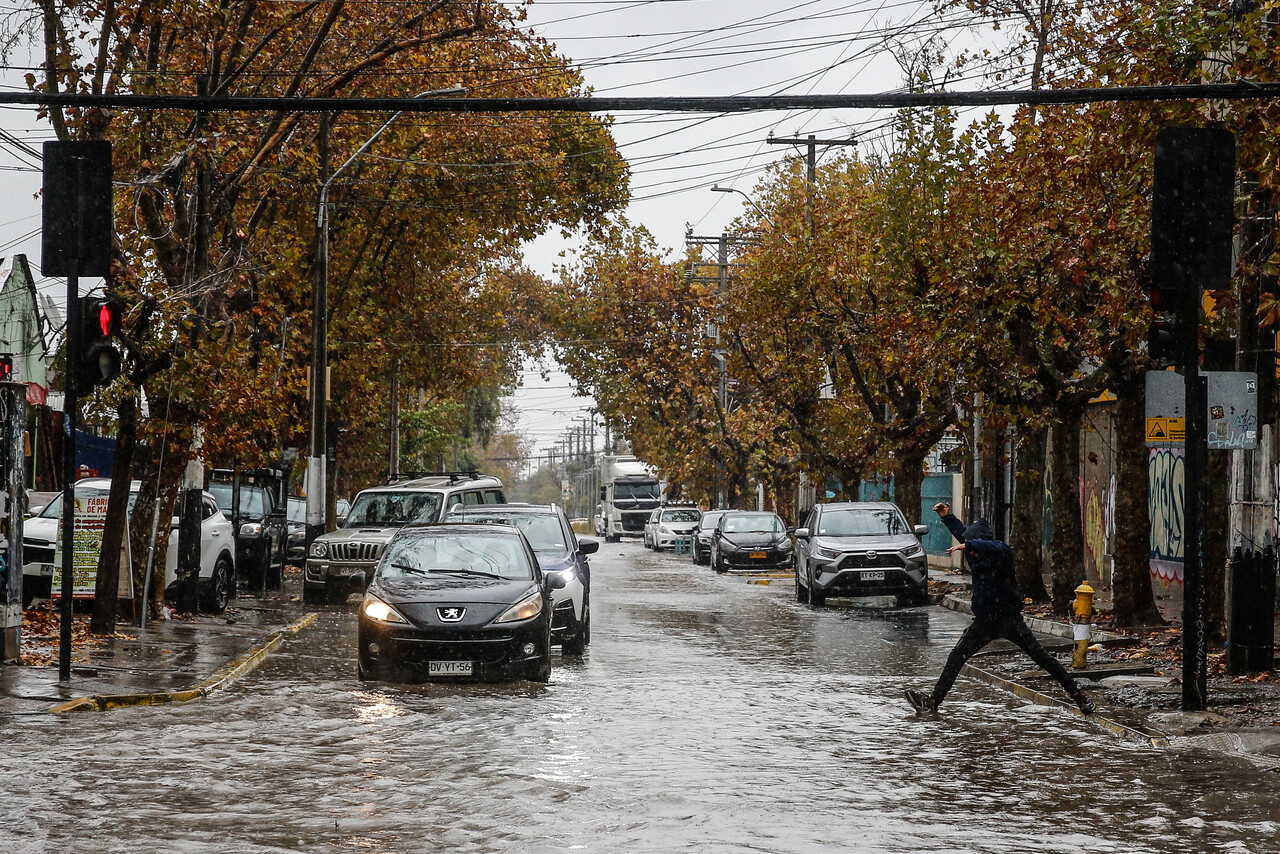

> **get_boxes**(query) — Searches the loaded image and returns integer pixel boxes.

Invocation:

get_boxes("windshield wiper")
[390,563,431,576]
[427,567,506,580]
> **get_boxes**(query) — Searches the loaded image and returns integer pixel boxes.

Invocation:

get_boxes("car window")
[663,509,700,523]
[450,512,568,552]
[346,491,443,527]
[816,508,909,536]
[40,487,138,519]
[208,483,268,516]
[482,489,503,505]
[699,511,723,532]
[379,531,533,580]
[202,497,220,520]
[287,499,307,524]
[463,491,482,506]
[722,513,783,534]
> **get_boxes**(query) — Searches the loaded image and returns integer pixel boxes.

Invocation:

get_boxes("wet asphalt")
[2,542,1275,853]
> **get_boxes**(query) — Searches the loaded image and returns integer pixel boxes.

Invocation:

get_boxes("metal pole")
[58,271,78,681]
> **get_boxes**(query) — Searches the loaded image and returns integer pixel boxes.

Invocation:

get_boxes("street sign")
[1145,370,1257,449]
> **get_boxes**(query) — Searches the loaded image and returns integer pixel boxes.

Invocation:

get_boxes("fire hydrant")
[1072,581,1095,670]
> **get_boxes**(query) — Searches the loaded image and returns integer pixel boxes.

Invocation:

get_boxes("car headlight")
[903,543,924,558]
[362,595,408,624]
[555,568,577,584]
[718,539,739,551]
[240,522,263,537]
[777,538,794,551]
[310,541,328,558]
[814,544,841,559]
[659,526,671,534]
[496,591,544,623]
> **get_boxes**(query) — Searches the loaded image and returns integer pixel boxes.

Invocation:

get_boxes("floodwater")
[3,543,1275,853]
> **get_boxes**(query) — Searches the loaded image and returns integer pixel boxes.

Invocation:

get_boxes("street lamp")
[711,185,775,228]
[307,86,465,544]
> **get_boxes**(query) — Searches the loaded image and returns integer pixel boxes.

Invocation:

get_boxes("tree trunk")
[893,450,925,525]
[90,395,136,633]
[1049,400,1086,615]
[1111,383,1164,627]
[1010,423,1050,602]
[129,418,192,617]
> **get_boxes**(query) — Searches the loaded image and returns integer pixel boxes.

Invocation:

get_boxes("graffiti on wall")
[1149,446,1185,585]
[1083,473,1116,587]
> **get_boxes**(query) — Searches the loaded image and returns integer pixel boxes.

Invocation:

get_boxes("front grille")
[24,544,54,565]
[391,633,517,665]
[726,550,788,567]
[330,542,383,562]
[836,552,906,570]
[621,513,647,532]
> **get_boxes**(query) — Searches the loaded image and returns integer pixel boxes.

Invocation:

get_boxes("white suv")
[304,472,505,604]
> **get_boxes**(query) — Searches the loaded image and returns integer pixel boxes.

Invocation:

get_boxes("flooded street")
[4,543,1275,853]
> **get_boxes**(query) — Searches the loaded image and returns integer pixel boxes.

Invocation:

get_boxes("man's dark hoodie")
[940,515,1023,621]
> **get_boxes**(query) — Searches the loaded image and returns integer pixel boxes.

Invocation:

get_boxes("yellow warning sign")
[1146,418,1185,444]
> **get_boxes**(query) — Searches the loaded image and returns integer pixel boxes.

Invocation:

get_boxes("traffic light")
[1146,282,1183,363]
[76,296,123,388]
[0,356,10,382]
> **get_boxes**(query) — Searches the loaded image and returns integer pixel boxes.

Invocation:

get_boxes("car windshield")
[450,513,567,552]
[663,509,700,523]
[698,511,724,531]
[40,487,138,519]
[346,491,443,527]
[378,531,532,580]
[615,482,660,500]
[208,483,269,516]
[723,513,783,534]
[287,499,306,524]
[817,508,910,536]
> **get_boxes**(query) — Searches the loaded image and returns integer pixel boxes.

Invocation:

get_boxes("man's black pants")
[931,614,1081,707]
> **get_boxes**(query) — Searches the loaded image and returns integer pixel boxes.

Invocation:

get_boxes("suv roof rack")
[382,470,486,485]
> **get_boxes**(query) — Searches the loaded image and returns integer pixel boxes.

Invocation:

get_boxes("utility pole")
[767,133,856,238]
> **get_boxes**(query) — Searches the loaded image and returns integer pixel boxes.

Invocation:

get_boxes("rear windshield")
[378,530,533,580]
[722,514,784,534]
[448,513,567,552]
[208,483,270,516]
[662,509,700,523]
[817,508,910,537]
[39,488,138,519]
[346,491,443,527]
[698,511,725,530]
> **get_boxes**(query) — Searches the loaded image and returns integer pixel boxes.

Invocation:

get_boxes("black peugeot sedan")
[357,523,565,683]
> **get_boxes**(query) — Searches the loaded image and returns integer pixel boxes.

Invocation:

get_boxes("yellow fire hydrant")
[1072,581,1095,670]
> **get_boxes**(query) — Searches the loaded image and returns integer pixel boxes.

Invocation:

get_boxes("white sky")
[0,0,995,467]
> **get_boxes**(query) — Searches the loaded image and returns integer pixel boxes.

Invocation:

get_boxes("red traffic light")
[96,301,121,337]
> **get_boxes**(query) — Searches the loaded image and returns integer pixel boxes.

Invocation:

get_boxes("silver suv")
[304,472,505,604]
[793,501,929,608]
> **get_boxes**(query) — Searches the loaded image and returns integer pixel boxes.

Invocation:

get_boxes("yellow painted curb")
[961,661,1170,747]
[48,612,318,714]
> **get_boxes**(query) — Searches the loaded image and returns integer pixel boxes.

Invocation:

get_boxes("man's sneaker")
[1072,690,1096,716]
[905,688,936,714]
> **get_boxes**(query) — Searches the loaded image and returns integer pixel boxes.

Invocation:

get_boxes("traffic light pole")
[58,272,79,682]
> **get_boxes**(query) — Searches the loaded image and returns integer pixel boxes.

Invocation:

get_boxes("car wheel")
[795,568,807,602]
[713,551,727,574]
[356,661,371,681]
[562,602,587,656]
[528,623,552,682]
[808,574,826,608]
[199,555,232,614]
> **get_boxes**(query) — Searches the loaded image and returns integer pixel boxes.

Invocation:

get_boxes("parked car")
[305,472,505,605]
[357,523,564,683]
[443,503,596,655]
[207,477,286,589]
[643,506,701,551]
[285,496,306,565]
[22,479,236,613]
[793,501,930,608]
[710,511,793,574]
[691,509,726,565]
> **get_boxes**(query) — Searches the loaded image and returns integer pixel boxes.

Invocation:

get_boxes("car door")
[201,493,231,577]
[799,507,818,584]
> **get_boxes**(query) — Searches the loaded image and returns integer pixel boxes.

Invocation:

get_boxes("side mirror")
[794,527,810,540]
[786,527,796,536]
[579,538,600,555]
[913,524,929,538]
[544,572,567,590]
[713,529,722,539]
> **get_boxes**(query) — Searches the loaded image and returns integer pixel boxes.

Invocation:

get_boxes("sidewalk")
[1,571,315,716]
[935,585,1280,770]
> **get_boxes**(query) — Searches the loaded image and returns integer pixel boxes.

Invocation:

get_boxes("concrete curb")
[940,593,1130,643]
[47,612,318,714]
[960,661,1171,748]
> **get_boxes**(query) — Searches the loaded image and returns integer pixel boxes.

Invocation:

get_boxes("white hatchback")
[643,507,702,551]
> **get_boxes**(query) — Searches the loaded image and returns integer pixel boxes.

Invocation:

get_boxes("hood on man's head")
[963,519,996,541]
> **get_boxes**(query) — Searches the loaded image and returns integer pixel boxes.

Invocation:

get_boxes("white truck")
[595,455,661,542]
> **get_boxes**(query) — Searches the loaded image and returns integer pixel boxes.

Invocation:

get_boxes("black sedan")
[710,511,794,573]
[357,524,565,683]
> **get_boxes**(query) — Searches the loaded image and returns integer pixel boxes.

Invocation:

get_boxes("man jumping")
[905,502,1095,716]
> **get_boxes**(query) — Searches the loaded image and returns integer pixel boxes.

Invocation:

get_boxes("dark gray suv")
[793,502,930,608]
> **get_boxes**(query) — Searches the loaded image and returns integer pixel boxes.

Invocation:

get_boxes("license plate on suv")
[429,661,473,676]
[861,570,885,581]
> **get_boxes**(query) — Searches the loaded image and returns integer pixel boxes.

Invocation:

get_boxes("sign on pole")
[1145,370,1257,449]
[51,495,132,599]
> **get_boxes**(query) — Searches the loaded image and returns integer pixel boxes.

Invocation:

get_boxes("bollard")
[1072,581,1095,670]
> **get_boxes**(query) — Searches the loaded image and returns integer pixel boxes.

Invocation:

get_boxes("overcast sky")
[0,0,991,467]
